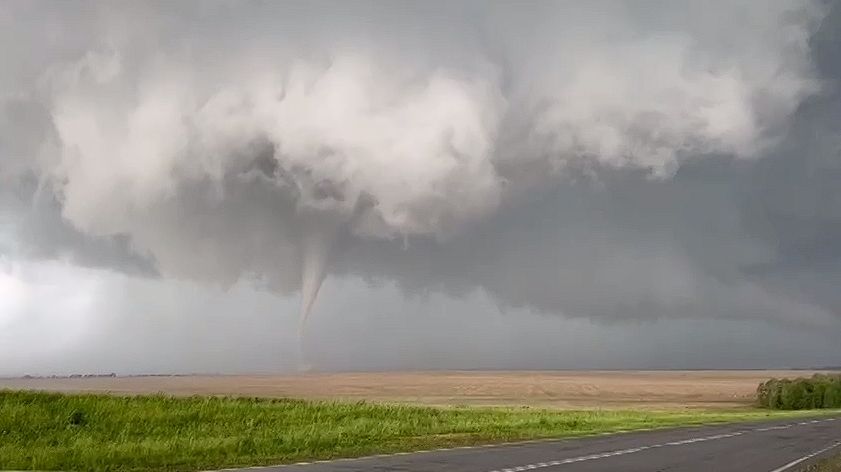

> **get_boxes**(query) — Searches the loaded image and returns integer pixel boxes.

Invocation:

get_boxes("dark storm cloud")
[1,0,840,357]
[332,160,836,327]
[0,177,156,275]
[329,1,841,326]
[736,1,841,317]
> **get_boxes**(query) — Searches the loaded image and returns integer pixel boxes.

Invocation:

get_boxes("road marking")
[486,418,840,472]
[767,441,841,472]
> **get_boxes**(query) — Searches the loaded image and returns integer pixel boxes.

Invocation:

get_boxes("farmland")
[1,370,834,409]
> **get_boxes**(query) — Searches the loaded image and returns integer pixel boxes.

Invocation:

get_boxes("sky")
[2,0,841,375]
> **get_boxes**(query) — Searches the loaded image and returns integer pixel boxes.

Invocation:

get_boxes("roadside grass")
[2,390,839,472]
[803,453,841,471]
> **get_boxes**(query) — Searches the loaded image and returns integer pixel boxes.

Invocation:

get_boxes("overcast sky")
[2,0,841,376]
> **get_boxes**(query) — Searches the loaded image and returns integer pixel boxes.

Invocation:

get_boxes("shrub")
[758,374,841,410]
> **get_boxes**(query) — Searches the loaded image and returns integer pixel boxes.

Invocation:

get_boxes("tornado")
[295,213,340,370]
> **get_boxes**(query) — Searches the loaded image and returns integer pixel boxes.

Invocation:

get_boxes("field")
[1,390,836,472]
[0,370,833,409]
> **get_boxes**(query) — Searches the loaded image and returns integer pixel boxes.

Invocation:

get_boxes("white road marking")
[486,418,840,472]
[767,441,841,472]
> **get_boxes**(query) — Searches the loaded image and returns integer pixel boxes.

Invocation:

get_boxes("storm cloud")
[2,0,841,373]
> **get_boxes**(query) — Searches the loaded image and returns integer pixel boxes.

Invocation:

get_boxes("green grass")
[1,390,838,472]
[803,453,841,471]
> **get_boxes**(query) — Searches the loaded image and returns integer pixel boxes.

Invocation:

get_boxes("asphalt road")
[226,416,841,472]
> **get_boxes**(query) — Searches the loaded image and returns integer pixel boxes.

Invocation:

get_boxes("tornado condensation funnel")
[295,212,340,370]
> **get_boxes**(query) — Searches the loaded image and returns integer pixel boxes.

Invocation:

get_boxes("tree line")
[757,374,841,410]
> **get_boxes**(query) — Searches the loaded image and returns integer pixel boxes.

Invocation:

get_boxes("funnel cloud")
[2,0,841,374]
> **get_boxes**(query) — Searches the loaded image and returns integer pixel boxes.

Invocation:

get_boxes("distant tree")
[758,374,841,410]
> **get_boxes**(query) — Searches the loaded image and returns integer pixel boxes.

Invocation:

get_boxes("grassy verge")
[803,453,841,471]
[1,390,838,472]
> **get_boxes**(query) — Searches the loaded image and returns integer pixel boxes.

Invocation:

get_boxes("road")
[221,416,841,472]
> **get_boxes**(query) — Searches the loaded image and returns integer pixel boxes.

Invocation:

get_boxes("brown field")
[0,370,833,409]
